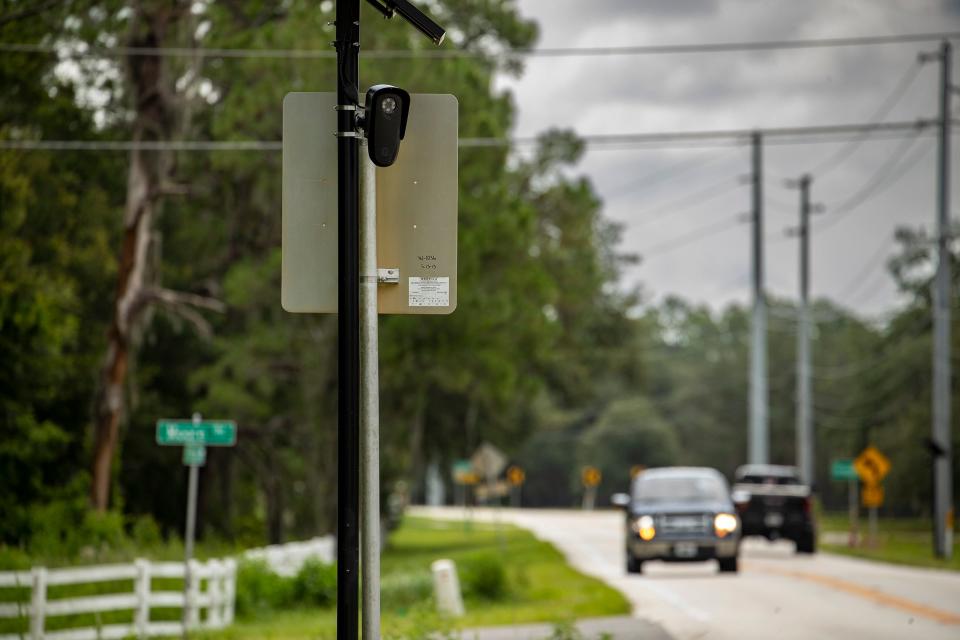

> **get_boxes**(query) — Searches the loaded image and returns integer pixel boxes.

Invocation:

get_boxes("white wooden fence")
[242,536,334,577]
[0,558,236,640]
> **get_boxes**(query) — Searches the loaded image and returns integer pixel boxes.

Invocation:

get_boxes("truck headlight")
[632,515,656,541]
[714,513,738,538]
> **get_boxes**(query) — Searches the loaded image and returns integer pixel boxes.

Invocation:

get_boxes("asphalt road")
[411,507,960,640]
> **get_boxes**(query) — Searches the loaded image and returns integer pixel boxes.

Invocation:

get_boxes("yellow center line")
[745,562,960,626]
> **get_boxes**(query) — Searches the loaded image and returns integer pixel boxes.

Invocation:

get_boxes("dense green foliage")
[0,0,956,555]
[234,558,337,619]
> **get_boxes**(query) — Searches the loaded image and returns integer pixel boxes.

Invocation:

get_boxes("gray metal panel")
[282,92,458,314]
[281,92,338,313]
[376,93,458,314]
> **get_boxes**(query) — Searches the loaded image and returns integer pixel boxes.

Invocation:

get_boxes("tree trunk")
[90,4,182,511]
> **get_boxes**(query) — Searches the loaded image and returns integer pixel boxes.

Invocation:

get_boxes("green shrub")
[291,558,337,608]
[234,559,294,618]
[381,570,434,611]
[460,553,507,601]
[130,515,163,548]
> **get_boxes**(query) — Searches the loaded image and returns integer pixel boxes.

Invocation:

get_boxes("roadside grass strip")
[819,513,960,572]
[197,516,629,639]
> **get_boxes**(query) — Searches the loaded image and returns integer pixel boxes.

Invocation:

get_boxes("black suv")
[613,467,741,574]
[731,464,816,553]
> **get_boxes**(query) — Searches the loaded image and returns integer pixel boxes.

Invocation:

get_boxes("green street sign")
[831,458,857,481]
[183,444,207,466]
[156,420,237,446]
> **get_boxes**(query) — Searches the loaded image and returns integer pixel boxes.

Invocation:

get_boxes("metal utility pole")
[359,143,381,640]
[182,413,201,640]
[335,0,361,635]
[749,131,769,465]
[931,40,954,560]
[796,175,814,487]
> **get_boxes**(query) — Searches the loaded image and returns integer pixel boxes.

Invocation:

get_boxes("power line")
[0,118,944,152]
[620,177,743,229]
[814,134,933,234]
[639,214,746,260]
[807,61,925,179]
[464,120,941,149]
[2,31,958,60]
[834,235,893,303]
[602,148,738,196]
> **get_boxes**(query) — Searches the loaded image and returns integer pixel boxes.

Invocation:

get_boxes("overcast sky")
[493,0,959,318]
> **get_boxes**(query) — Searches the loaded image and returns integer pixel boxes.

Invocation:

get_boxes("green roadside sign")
[156,420,236,446]
[182,444,207,466]
[831,458,857,481]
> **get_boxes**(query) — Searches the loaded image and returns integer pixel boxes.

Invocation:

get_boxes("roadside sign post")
[452,460,473,508]
[582,467,601,511]
[156,414,237,638]
[831,459,859,547]
[849,478,860,547]
[284,3,451,635]
[853,446,891,549]
[506,466,525,508]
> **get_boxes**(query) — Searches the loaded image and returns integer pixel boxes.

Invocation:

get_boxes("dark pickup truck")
[731,464,816,553]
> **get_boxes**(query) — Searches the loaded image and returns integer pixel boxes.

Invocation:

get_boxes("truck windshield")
[633,475,727,503]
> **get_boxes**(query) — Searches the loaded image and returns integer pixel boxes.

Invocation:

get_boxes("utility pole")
[929,40,954,560]
[795,175,814,487]
[334,0,361,636]
[750,131,769,465]
[359,143,381,640]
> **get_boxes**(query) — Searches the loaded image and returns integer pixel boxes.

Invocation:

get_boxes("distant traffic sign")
[854,446,891,485]
[471,443,507,482]
[506,466,525,486]
[582,466,602,488]
[452,460,473,484]
[831,459,857,481]
[156,420,237,446]
[862,484,884,508]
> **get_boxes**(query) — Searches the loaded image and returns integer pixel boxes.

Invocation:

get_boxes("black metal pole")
[335,0,360,637]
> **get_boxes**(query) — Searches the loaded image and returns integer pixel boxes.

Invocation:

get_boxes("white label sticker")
[409,277,450,307]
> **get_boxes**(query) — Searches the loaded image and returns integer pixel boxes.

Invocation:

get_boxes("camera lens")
[380,96,398,115]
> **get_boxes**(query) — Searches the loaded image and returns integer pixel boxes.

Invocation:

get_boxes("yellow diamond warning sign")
[582,466,602,488]
[854,446,891,485]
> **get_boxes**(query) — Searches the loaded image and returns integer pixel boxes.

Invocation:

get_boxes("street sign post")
[284,2,449,636]
[451,459,477,498]
[831,458,859,547]
[506,466,525,508]
[854,446,890,548]
[581,466,602,511]
[156,414,237,638]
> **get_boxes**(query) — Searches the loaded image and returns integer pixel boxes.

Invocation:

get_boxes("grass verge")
[199,516,629,639]
[819,512,959,571]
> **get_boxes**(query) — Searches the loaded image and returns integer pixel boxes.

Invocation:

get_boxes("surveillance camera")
[362,84,410,168]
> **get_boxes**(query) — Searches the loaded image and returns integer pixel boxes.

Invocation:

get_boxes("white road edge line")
[629,579,713,624]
